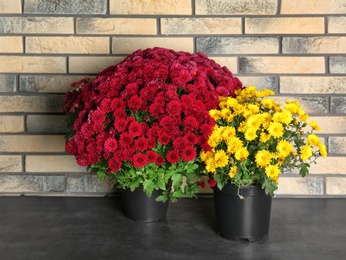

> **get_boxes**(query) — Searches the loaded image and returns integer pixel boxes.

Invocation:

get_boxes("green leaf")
[171,173,183,187]
[143,179,154,195]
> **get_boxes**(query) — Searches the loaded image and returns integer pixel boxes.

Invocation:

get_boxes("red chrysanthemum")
[119,132,133,148]
[132,153,148,168]
[146,150,159,163]
[166,150,180,164]
[108,157,122,172]
[128,121,143,137]
[104,138,118,153]
[134,137,149,151]
[181,146,197,162]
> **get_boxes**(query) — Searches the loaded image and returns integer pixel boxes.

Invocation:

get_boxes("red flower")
[197,181,206,189]
[181,146,196,162]
[134,137,149,151]
[128,95,143,112]
[156,155,165,166]
[108,157,122,172]
[104,138,118,153]
[166,150,180,164]
[119,132,133,147]
[128,121,143,137]
[166,100,181,117]
[65,140,77,154]
[132,153,148,168]
[146,150,159,163]
[209,177,217,188]
[90,110,106,124]
[158,132,171,145]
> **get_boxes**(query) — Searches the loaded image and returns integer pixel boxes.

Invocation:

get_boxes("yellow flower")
[246,115,261,130]
[235,147,249,161]
[247,104,260,114]
[318,143,327,158]
[214,150,229,168]
[300,145,313,160]
[276,140,293,157]
[228,166,237,178]
[209,109,221,120]
[284,100,301,114]
[298,109,308,121]
[220,108,231,120]
[261,98,276,110]
[260,132,271,143]
[244,129,257,141]
[265,164,280,180]
[221,126,236,139]
[226,137,243,154]
[307,134,321,146]
[268,122,284,138]
[310,120,321,131]
[207,132,221,148]
[257,88,275,98]
[273,110,293,125]
[255,150,272,168]
[226,98,239,109]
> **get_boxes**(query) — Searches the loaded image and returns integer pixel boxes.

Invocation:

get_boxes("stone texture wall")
[0,0,345,197]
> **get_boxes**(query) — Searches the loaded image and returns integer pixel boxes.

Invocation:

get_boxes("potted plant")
[63,47,242,221]
[200,86,327,240]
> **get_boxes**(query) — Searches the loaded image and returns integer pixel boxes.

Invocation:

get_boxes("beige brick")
[0,17,73,34]
[110,0,191,15]
[326,177,346,195]
[0,95,64,113]
[276,176,323,195]
[0,116,24,132]
[161,18,241,35]
[309,116,346,135]
[112,37,193,54]
[209,57,238,74]
[240,57,325,74]
[196,0,277,15]
[329,137,346,154]
[280,77,346,94]
[0,156,22,172]
[283,37,346,54]
[0,37,23,53]
[26,155,86,172]
[0,135,65,152]
[0,56,66,73]
[69,56,125,74]
[329,17,346,33]
[0,0,21,13]
[281,0,346,14]
[19,75,90,93]
[245,18,324,34]
[76,18,156,35]
[310,156,345,174]
[27,115,66,133]
[26,37,109,54]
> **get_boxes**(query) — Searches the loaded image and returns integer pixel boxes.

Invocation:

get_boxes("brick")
[112,37,194,54]
[0,156,22,172]
[326,177,346,195]
[0,135,65,152]
[330,56,346,74]
[0,37,23,53]
[26,155,86,172]
[0,17,73,34]
[0,0,21,13]
[19,75,89,93]
[69,57,125,74]
[0,95,64,113]
[0,175,65,193]
[24,0,106,14]
[283,37,346,54]
[328,17,346,33]
[273,96,328,114]
[197,37,278,55]
[0,75,16,92]
[276,176,323,195]
[0,116,24,132]
[309,116,346,135]
[76,18,156,35]
[161,18,241,35]
[66,174,112,193]
[26,37,109,54]
[245,18,324,34]
[195,0,277,15]
[209,57,238,74]
[240,77,278,92]
[110,0,191,15]
[329,137,346,154]
[239,57,325,74]
[27,115,67,133]
[280,77,346,94]
[331,97,346,114]
[281,0,346,14]
[0,56,66,73]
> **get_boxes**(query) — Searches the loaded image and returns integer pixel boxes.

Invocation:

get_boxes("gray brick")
[283,37,346,54]
[330,56,346,74]
[331,97,346,114]
[0,75,16,92]
[24,0,107,14]
[240,77,279,92]
[66,174,113,193]
[27,115,67,133]
[0,175,65,193]
[197,37,278,55]
[329,137,346,154]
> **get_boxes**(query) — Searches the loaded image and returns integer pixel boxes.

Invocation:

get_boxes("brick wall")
[0,0,345,197]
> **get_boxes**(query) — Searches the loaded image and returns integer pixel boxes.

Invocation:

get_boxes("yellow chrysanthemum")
[276,140,293,157]
[273,110,293,125]
[246,115,262,130]
[318,143,327,158]
[256,88,275,98]
[298,109,308,121]
[214,150,229,168]
[207,132,221,148]
[300,145,313,160]
[260,132,271,143]
[235,147,249,161]
[268,122,284,138]
[247,104,260,114]
[220,108,231,120]
[244,128,257,141]
[310,120,321,131]
[255,150,272,168]
[209,109,221,120]
[226,137,243,154]
[284,101,301,114]
[221,126,236,139]
[265,164,280,180]
[307,134,321,146]
[261,98,276,110]
[228,166,237,178]
[226,98,239,109]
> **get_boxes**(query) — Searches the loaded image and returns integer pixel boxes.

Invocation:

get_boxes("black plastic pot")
[121,188,169,222]
[213,184,272,242]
